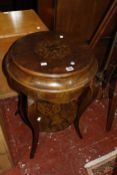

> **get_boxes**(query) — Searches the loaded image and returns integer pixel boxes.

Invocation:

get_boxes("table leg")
[16,93,39,158]
[16,93,32,126]
[74,81,98,138]
[74,111,83,138]
[27,101,39,159]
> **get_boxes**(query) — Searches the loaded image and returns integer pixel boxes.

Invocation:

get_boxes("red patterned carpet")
[0,96,117,175]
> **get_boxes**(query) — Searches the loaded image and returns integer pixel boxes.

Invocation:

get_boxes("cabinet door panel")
[37,0,55,29]
[56,0,113,41]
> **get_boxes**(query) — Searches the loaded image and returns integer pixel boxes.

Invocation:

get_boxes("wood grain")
[0,9,48,99]
[38,0,114,41]
[0,9,48,38]
[4,31,98,157]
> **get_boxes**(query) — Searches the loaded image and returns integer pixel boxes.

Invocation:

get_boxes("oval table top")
[6,31,96,75]
[3,31,98,103]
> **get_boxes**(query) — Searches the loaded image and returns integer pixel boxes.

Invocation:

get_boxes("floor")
[0,92,117,175]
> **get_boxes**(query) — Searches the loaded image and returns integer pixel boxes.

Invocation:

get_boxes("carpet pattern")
[0,96,117,175]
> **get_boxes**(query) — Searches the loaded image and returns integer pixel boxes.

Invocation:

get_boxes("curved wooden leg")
[15,93,31,125]
[27,102,40,159]
[15,94,21,116]
[74,80,98,138]
[16,93,39,158]
[106,80,117,131]
[74,112,83,138]
[74,87,90,139]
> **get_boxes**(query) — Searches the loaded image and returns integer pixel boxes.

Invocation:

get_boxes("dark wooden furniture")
[3,31,98,158]
[38,0,115,38]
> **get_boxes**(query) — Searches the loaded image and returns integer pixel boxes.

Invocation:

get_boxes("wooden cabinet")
[37,0,116,40]
[37,0,56,29]
[55,0,116,41]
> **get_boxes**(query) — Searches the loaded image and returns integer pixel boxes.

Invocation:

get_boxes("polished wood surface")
[56,0,116,40]
[7,32,95,74]
[37,0,56,29]
[0,10,48,99]
[0,37,18,99]
[38,0,116,40]
[3,31,98,158]
[0,9,48,38]
[4,31,98,103]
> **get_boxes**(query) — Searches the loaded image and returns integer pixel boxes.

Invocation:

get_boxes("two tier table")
[3,31,98,158]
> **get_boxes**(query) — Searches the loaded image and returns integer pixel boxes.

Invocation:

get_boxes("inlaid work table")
[3,31,98,158]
